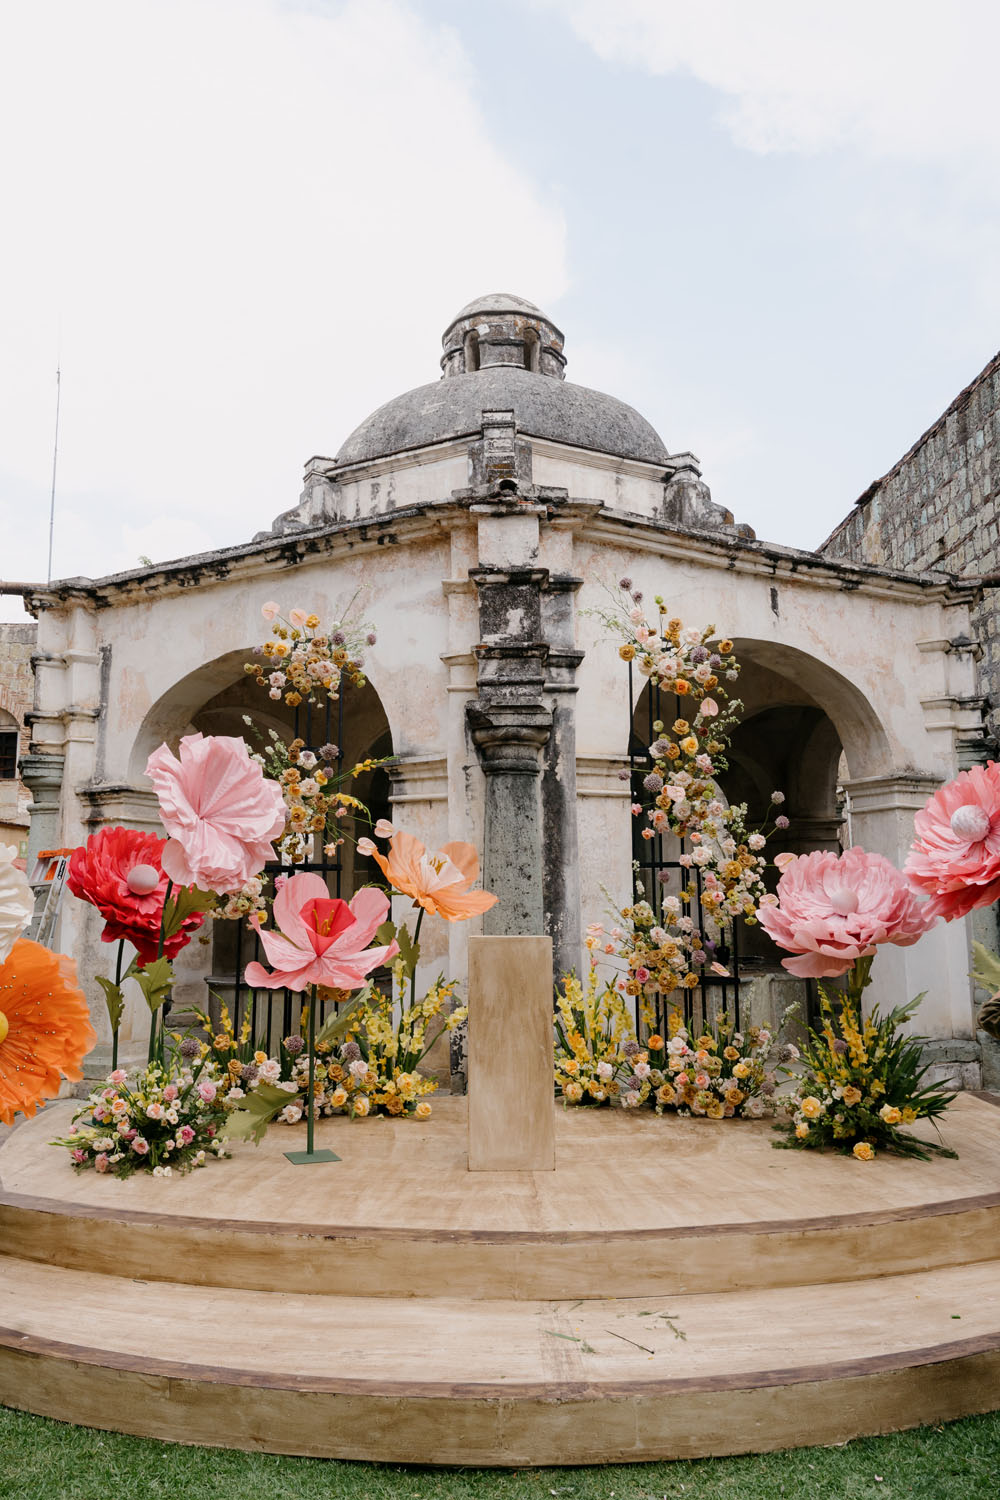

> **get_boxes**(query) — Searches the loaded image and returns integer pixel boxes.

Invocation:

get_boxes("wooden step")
[1,1254,998,1465]
[4,1095,1000,1299]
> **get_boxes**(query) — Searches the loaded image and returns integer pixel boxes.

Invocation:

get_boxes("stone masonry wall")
[0,621,37,850]
[822,351,1000,1090]
[822,349,1000,743]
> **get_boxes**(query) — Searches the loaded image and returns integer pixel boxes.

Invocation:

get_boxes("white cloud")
[542,1,1000,164]
[0,0,567,612]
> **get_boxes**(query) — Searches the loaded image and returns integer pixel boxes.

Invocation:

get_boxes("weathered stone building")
[822,345,1000,1086]
[0,621,37,852]
[2,295,989,1084]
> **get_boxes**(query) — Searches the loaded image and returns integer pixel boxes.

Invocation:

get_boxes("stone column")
[845,772,977,1054]
[540,576,584,977]
[20,751,65,865]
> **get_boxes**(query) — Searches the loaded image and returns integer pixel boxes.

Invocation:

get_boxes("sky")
[2,0,999,622]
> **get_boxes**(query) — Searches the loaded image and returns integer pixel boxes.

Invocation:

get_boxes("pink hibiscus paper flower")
[905,762,1000,920]
[757,846,935,979]
[145,733,286,894]
[244,873,399,992]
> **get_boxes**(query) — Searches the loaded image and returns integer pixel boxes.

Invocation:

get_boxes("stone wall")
[0,621,36,849]
[822,349,1000,742]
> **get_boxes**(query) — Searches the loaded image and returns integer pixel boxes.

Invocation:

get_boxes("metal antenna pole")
[47,365,61,583]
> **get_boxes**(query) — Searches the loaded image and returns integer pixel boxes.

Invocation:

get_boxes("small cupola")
[440,293,566,380]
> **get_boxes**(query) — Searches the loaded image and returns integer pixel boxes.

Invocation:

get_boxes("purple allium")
[628,1074,645,1092]
[657,869,671,885]
[690,949,706,965]
[284,1035,305,1056]
[631,591,643,604]
[366,632,377,646]
[832,1038,849,1054]
[649,738,671,759]
[319,743,340,762]
[643,772,663,793]
[690,646,709,663]
[617,767,631,781]
[619,577,633,590]
[622,1039,641,1059]
[775,815,789,830]
[709,653,721,667]
[240,1063,260,1085]
[340,1040,361,1062]
[331,631,346,646]
[179,1037,200,1059]
[761,1080,776,1096]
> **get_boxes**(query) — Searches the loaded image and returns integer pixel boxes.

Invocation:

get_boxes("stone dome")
[334,295,670,469]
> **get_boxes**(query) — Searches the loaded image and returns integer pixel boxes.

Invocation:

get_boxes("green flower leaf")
[131,956,174,1014]
[94,976,126,1033]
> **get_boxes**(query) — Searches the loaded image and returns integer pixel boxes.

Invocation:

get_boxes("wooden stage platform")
[1,1093,999,1466]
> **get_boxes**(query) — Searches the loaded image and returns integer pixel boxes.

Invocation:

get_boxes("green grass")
[2,1407,999,1500]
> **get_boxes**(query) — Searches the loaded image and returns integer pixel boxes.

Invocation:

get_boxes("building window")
[0,730,18,780]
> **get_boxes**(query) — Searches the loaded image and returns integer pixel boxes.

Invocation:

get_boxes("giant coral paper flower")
[67,826,203,965]
[757,846,935,979]
[145,733,286,894]
[370,831,497,921]
[905,763,1000,920]
[0,939,96,1125]
[0,844,33,967]
[244,874,399,992]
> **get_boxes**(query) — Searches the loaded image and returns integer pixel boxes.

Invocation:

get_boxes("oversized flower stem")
[148,878,173,1067]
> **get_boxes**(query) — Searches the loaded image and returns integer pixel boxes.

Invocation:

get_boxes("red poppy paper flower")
[0,938,96,1126]
[67,826,203,965]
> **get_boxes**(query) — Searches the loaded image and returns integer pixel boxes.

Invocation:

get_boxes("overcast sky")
[2,0,999,622]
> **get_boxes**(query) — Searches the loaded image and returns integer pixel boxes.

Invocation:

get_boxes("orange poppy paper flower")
[0,939,96,1126]
[371,831,497,921]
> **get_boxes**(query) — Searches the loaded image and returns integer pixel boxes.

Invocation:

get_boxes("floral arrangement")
[553,967,638,1105]
[245,600,373,710]
[225,828,491,1143]
[759,846,956,1158]
[645,1011,784,1119]
[773,976,956,1161]
[50,1045,231,1178]
[593,583,783,1013]
[239,722,388,870]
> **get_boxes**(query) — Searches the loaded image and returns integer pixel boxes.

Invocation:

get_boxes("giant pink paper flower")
[244,874,399,992]
[145,733,286,894]
[905,763,1000,920]
[757,846,936,979]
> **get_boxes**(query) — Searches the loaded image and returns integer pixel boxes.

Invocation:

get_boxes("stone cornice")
[12,497,979,615]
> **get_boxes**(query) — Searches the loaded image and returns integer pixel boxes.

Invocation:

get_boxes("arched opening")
[627,639,891,1031]
[0,707,18,781]
[130,650,394,1042]
[463,329,480,373]
[523,327,540,372]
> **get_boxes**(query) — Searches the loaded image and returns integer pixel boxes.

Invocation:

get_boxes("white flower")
[622,1090,642,1108]
[634,1061,651,1079]
[225,1087,245,1102]
[0,844,34,966]
[297,750,317,770]
[152,1165,173,1178]
[278,1103,303,1124]
[276,1079,298,1093]
[748,833,766,851]
[597,1060,614,1080]
[349,1059,369,1080]
[256,1058,281,1084]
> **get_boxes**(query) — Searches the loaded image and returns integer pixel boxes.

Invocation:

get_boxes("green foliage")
[162,885,215,939]
[774,968,957,1161]
[223,1082,295,1145]
[93,975,125,1034]
[129,956,174,1015]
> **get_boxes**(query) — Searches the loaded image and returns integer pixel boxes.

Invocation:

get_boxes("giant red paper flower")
[905,763,1000,920]
[67,826,203,965]
[0,938,96,1126]
[757,846,936,979]
[244,874,398,992]
[145,733,286,894]
[370,831,497,921]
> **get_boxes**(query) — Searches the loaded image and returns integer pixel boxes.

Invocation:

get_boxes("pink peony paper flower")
[757,846,936,979]
[905,762,1000,920]
[244,874,399,992]
[145,733,286,894]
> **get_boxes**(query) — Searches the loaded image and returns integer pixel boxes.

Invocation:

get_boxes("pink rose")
[145,733,286,894]
[197,1080,217,1103]
[95,1153,109,1173]
[177,1124,196,1146]
[131,1137,150,1155]
[758,846,936,979]
[163,1084,178,1101]
[906,762,1000,920]
[109,1068,128,1084]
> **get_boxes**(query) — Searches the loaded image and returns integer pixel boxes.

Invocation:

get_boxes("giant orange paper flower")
[370,831,497,921]
[0,939,96,1126]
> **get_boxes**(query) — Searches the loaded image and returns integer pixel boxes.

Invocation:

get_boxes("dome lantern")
[440,293,566,380]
